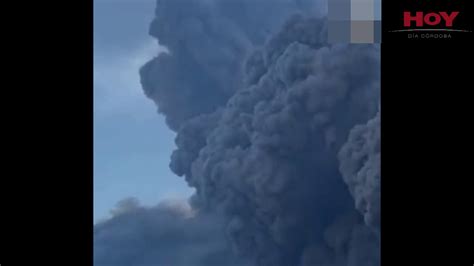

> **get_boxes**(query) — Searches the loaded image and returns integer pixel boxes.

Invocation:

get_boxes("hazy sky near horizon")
[93,0,194,223]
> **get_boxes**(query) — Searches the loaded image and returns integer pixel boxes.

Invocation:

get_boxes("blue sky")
[93,0,193,223]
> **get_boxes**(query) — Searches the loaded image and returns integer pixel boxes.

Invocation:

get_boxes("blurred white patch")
[158,198,196,218]
[109,197,141,216]
[94,38,168,119]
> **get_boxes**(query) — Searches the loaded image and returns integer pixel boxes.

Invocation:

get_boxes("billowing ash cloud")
[139,0,326,130]
[165,15,380,265]
[94,198,250,266]
[339,109,381,234]
[95,1,381,266]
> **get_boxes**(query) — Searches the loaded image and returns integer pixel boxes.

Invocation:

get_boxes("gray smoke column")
[166,15,381,265]
[95,1,382,266]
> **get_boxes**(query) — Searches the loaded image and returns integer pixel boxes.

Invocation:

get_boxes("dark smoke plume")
[139,0,325,130]
[339,109,381,234]
[95,1,381,266]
